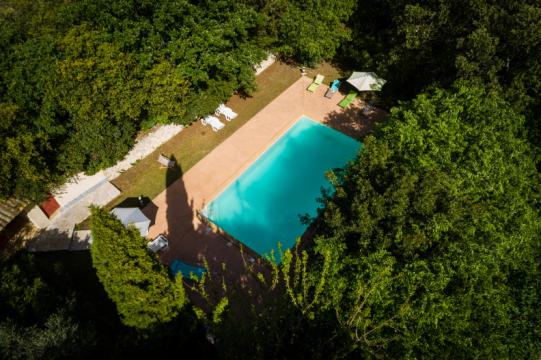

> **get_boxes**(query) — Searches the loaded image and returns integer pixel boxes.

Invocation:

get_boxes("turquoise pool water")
[202,117,361,262]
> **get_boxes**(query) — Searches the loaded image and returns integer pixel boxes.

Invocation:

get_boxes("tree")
[194,245,353,360]
[341,0,541,154]
[257,0,356,65]
[50,25,146,174]
[306,84,541,357]
[90,207,186,329]
[0,252,96,359]
[0,310,83,360]
[0,12,64,200]
[0,0,268,201]
[142,60,190,126]
[0,248,210,358]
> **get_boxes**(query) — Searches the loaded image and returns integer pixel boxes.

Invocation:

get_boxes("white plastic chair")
[148,234,169,253]
[215,104,238,121]
[201,115,225,132]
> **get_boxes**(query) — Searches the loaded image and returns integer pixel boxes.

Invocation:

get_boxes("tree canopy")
[0,252,95,359]
[341,0,541,154]
[0,1,250,200]
[301,84,541,357]
[90,207,186,329]
[0,249,212,359]
[0,0,359,201]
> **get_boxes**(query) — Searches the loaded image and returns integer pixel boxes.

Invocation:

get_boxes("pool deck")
[143,75,385,280]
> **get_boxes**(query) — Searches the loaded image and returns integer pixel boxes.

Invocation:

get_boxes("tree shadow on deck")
[323,101,387,140]
[142,154,270,311]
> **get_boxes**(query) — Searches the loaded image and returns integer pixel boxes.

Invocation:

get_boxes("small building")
[26,171,120,229]
[110,207,150,237]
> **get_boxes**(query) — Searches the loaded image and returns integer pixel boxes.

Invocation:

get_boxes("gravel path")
[103,124,184,180]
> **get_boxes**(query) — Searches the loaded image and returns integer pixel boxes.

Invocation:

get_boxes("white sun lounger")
[215,103,238,121]
[201,115,225,132]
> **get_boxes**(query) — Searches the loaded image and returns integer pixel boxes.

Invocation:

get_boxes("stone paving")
[27,182,119,252]
[102,124,184,180]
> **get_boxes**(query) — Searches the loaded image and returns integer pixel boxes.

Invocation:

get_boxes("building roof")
[110,207,150,237]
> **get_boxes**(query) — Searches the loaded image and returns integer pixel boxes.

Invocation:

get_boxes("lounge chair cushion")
[338,91,357,108]
[330,80,341,92]
[307,74,325,92]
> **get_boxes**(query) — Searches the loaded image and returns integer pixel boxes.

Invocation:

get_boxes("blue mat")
[170,259,206,279]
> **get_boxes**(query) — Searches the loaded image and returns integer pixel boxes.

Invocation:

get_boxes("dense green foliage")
[90,207,185,329]
[0,310,84,360]
[300,85,540,357]
[201,247,352,360]
[260,0,356,65]
[341,0,541,153]
[0,254,92,359]
[0,251,212,359]
[0,0,266,199]
[0,0,356,201]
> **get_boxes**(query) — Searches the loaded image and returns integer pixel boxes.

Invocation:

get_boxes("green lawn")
[107,62,302,209]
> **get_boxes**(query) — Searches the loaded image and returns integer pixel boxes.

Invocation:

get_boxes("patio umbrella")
[111,207,151,237]
[346,72,386,91]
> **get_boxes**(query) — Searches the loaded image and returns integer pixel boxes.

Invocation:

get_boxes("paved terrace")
[144,75,386,281]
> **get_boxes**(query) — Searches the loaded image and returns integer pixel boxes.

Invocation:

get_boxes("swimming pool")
[202,116,361,262]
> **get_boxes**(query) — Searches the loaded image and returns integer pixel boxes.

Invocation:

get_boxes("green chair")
[338,91,357,108]
[307,74,325,92]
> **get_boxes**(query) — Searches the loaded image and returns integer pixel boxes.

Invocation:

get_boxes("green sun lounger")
[307,74,324,92]
[338,91,357,108]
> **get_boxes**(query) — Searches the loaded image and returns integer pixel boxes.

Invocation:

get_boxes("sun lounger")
[201,115,225,132]
[215,103,238,121]
[307,74,324,92]
[338,91,357,108]
[170,259,206,280]
[325,79,341,98]
[148,234,168,253]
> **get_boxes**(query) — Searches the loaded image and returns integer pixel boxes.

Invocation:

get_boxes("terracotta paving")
[143,75,386,283]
